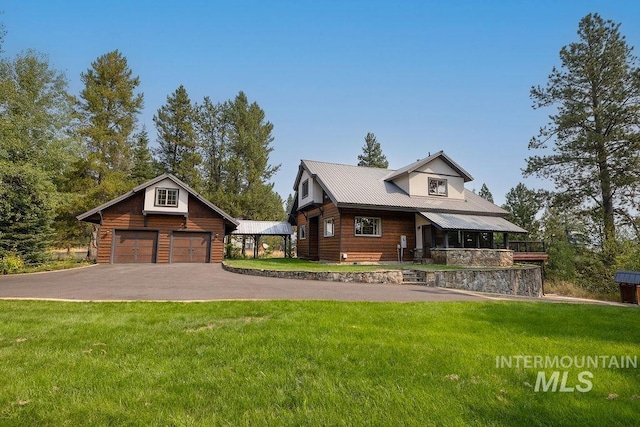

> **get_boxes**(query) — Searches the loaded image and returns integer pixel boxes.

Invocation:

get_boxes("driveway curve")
[0,264,491,302]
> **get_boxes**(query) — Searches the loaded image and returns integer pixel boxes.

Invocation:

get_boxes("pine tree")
[77,50,144,182]
[525,13,640,260]
[130,127,157,184]
[478,183,494,203]
[357,132,389,168]
[502,183,541,238]
[153,85,202,190]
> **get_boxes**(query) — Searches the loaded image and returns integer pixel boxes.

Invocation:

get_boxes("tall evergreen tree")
[153,85,202,190]
[478,183,494,203]
[502,183,541,238]
[196,96,231,198]
[223,91,282,219]
[77,50,144,182]
[525,13,640,260]
[357,132,389,168]
[130,126,157,184]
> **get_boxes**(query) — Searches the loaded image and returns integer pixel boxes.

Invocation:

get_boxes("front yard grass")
[0,300,638,425]
[224,257,461,271]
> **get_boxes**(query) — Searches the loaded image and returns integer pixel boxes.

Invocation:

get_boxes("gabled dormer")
[385,151,473,200]
[143,177,189,215]
[295,163,327,209]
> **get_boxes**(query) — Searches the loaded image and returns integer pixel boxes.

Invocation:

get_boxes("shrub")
[0,251,25,274]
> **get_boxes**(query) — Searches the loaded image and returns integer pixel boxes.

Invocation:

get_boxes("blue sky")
[4,1,640,205]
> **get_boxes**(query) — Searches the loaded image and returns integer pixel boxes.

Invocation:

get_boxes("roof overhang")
[418,212,527,233]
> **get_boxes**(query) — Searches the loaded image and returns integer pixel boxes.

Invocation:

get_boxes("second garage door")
[171,232,211,263]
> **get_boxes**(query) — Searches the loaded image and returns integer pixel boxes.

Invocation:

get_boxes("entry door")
[308,216,319,261]
[422,225,433,257]
[171,232,211,263]
[113,230,158,263]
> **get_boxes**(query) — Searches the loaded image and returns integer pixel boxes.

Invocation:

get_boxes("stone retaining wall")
[415,265,542,297]
[222,264,404,284]
[222,263,543,297]
[430,248,514,267]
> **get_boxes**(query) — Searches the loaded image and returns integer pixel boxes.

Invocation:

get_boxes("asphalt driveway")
[0,264,495,302]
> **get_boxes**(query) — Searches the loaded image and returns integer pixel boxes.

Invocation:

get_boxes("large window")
[155,188,179,207]
[324,218,335,237]
[302,179,309,199]
[428,178,447,196]
[355,216,381,237]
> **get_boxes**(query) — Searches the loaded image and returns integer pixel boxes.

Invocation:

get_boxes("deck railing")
[508,241,546,253]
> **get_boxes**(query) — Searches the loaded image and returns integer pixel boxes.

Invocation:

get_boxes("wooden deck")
[513,252,549,262]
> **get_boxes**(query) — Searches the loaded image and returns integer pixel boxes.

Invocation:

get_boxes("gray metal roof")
[419,212,527,233]
[232,220,293,236]
[614,271,640,285]
[77,173,239,227]
[299,160,509,216]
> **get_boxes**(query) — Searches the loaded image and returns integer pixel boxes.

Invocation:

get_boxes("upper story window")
[155,188,179,207]
[324,217,335,237]
[428,178,448,197]
[355,216,381,237]
[301,179,309,199]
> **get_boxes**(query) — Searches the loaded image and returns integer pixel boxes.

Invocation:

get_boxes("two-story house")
[290,151,526,264]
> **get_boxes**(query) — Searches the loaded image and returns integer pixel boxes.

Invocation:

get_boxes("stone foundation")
[430,248,513,267]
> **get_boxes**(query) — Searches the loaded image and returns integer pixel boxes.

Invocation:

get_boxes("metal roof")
[298,160,509,216]
[614,271,640,285]
[232,220,293,236]
[419,212,528,233]
[76,173,239,227]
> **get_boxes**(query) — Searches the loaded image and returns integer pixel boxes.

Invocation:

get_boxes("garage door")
[171,232,211,263]
[113,230,158,263]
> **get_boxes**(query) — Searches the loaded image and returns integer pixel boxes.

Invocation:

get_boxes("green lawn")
[0,301,638,425]
[225,257,461,271]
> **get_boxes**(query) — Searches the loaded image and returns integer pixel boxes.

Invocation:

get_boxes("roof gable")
[384,151,473,182]
[77,173,239,226]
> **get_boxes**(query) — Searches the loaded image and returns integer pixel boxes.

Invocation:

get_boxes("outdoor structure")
[289,151,530,266]
[230,220,294,258]
[77,174,238,263]
[614,270,640,304]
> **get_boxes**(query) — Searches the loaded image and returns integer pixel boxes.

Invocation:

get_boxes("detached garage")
[77,174,238,264]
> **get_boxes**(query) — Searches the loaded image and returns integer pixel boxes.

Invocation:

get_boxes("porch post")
[504,233,510,250]
[444,231,449,248]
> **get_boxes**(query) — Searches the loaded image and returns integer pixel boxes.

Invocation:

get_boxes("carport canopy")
[230,220,294,258]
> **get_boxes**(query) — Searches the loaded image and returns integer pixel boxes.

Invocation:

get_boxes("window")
[355,216,381,237]
[302,179,309,199]
[324,218,335,237]
[155,188,179,207]
[299,224,307,240]
[428,178,447,196]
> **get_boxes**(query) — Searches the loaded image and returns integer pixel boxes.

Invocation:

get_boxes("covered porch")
[415,212,534,267]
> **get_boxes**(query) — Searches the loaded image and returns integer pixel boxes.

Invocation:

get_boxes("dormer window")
[428,178,447,197]
[302,179,309,199]
[155,188,179,207]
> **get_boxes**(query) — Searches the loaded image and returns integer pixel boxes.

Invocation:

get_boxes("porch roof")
[419,212,527,233]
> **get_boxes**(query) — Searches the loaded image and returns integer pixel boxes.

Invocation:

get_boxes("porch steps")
[402,270,426,285]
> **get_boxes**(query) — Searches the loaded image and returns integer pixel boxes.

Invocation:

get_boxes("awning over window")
[418,212,527,233]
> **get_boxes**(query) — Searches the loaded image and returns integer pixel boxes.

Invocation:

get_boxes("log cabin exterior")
[290,151,527,264]
[77,174,238,263]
